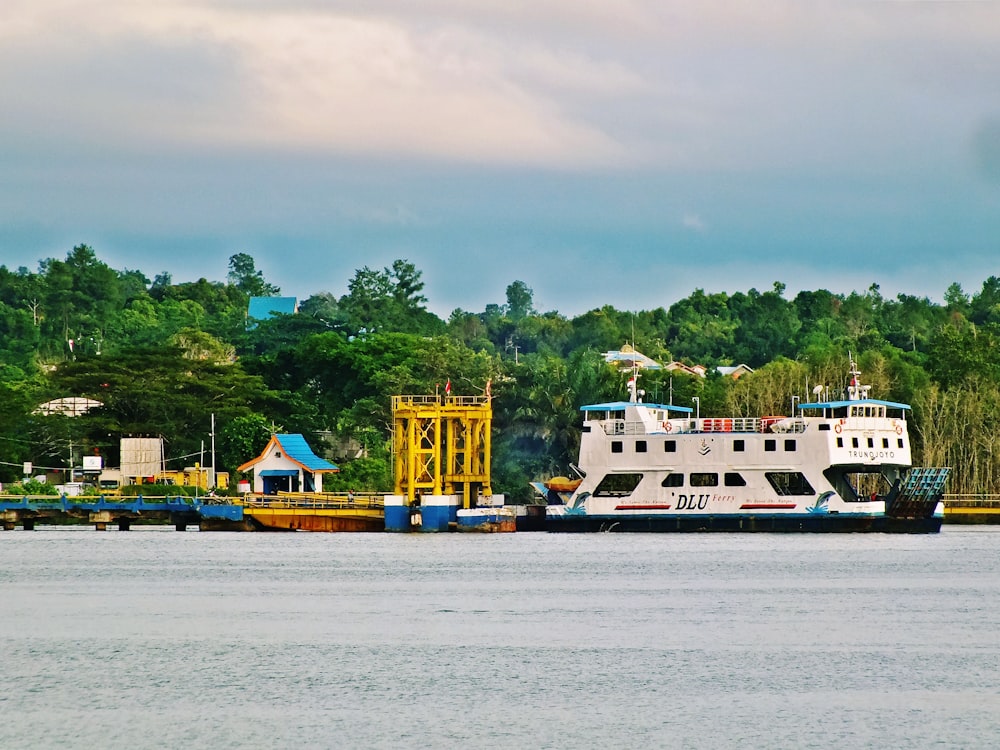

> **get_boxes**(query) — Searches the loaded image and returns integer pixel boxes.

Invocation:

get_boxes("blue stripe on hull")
[547,514,942,533]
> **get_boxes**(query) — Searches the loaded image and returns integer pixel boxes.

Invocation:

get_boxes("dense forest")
[1,244,998,499]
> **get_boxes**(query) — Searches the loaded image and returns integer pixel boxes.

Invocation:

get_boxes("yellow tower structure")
[391,393,493,510]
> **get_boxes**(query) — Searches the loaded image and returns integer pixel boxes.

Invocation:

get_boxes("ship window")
[594,473,643,497]
[836,437,844,448]
[765,439,776,452]
[662,474,683,487]
[733,439,745,452]
[818,423,831,431]
[766,472,815,496]
[898,438,904,448]
[611,441,623,454]
[635,440,647,453]
[690,472,718,487]
[784,439,796,452]
[664,440,676,453]
[724,472,746,487]
[852,437,859,448]
[882,438,889,448]
[867,438,874,448]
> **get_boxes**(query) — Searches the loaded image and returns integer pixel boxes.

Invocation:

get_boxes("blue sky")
[2,1,999,316]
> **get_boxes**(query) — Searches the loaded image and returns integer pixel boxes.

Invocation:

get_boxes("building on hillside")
[664,361,708,378]
[34,397,103,416]
[237,433,339,495]
[603,344,663,370]
[247,296,298,327]
[716,364,755,379]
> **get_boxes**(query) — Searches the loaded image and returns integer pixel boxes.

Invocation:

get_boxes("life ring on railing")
[834,423,842,434]
[663,421,673,432]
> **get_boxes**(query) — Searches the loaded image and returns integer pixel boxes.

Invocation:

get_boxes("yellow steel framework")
[391,394,492,509]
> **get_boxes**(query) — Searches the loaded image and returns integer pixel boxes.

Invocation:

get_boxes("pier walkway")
[0,492,383,531]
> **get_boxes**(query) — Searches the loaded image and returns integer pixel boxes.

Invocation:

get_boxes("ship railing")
[698,417,767,433]
[603,420,650,436]
[601,417,792,435]
[240,492,385,510]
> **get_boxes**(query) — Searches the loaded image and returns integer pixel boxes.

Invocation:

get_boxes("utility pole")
[210,414,217,490]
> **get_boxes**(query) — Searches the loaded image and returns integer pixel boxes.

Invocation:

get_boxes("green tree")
[505,280,535,322]
[728,283,801,366]
[665,289,737,363]
[227,253,280,297]
[218,414,274,475]
[339,260,444,337]
[38,245,124,357]
[970,276,1000,326]
[47,346,295,469]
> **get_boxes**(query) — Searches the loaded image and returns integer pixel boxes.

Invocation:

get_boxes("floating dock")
[0,495,226,531]
[237,493,383,531]
[942,496,1000,524]
[0,493,381,532]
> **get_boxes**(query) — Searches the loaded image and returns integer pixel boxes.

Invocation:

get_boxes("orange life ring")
[895,425,903,435]
[663,421,672,432]
[834,424,842,434]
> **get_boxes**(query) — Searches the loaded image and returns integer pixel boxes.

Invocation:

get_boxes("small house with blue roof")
[247,296,298,328]
[237,433,339,495]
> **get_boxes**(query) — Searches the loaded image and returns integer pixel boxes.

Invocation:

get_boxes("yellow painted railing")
[238,492,385,510]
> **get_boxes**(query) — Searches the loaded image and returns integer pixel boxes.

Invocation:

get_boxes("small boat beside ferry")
[541,356,948,533]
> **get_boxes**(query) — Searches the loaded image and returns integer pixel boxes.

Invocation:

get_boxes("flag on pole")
[445,379,451,395]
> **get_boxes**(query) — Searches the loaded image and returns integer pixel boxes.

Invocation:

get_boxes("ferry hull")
[546,513,942,534]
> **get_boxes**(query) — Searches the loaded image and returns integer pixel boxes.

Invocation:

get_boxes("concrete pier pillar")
[175,523,187,532]
[118,519,131,531]
[419,495,451,532]
[383,495,411,532]
[22,519,35,531]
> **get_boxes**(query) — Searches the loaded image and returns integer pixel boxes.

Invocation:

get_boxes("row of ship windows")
[594,471,815,496]
[610,436,905,454]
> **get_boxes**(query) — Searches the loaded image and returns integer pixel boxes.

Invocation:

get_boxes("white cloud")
[1,1,639,167]
[3,0,1000,173]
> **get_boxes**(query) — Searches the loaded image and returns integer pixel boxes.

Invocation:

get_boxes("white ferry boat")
[542,357,948,533]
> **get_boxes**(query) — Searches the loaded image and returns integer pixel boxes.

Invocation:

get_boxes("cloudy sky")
[2,1,999,315]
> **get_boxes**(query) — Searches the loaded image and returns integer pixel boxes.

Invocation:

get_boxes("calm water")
[2,526,1000,749]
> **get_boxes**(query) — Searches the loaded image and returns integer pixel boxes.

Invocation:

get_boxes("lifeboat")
[544,476,582,493]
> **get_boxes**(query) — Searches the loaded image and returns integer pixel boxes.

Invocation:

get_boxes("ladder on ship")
[887,467,950,519]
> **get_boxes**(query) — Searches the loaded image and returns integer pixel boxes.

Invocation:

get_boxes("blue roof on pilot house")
[238,433,339,473]
[275,434,339,471]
